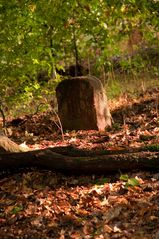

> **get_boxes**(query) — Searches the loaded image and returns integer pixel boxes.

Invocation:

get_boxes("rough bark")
[0,136,158,174]
[56,76,112,131]
[0,146,159,174]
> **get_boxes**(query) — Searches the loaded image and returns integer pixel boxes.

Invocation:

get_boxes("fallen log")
[0,147,159,174]
[0,135,158,174]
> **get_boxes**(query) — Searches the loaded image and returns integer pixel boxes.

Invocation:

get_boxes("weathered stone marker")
[56,76,112,131]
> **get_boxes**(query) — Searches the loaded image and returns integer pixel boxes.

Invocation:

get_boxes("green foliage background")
[0,0,159,116]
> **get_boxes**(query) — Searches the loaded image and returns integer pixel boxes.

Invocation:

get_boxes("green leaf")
[11,205,23,214]
[120,174,129,181]
[126,178,140,187]
[95,177,109,185]
[145,144,159,152]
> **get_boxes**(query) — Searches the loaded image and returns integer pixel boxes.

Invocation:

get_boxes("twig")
[51,109,64,141]
[0,105,6,128]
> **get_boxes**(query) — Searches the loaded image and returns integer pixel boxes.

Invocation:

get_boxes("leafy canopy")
[0,0,158,114]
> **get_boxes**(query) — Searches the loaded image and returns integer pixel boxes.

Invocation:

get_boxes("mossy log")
[0,137,159,174]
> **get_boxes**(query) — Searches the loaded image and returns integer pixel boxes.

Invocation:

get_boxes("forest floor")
[0,87,159,238]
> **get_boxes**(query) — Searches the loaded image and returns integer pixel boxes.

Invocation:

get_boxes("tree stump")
[56,76,112,131]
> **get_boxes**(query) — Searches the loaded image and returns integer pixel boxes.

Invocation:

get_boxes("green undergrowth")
[106,73,159,99]
[144,144,159,152]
